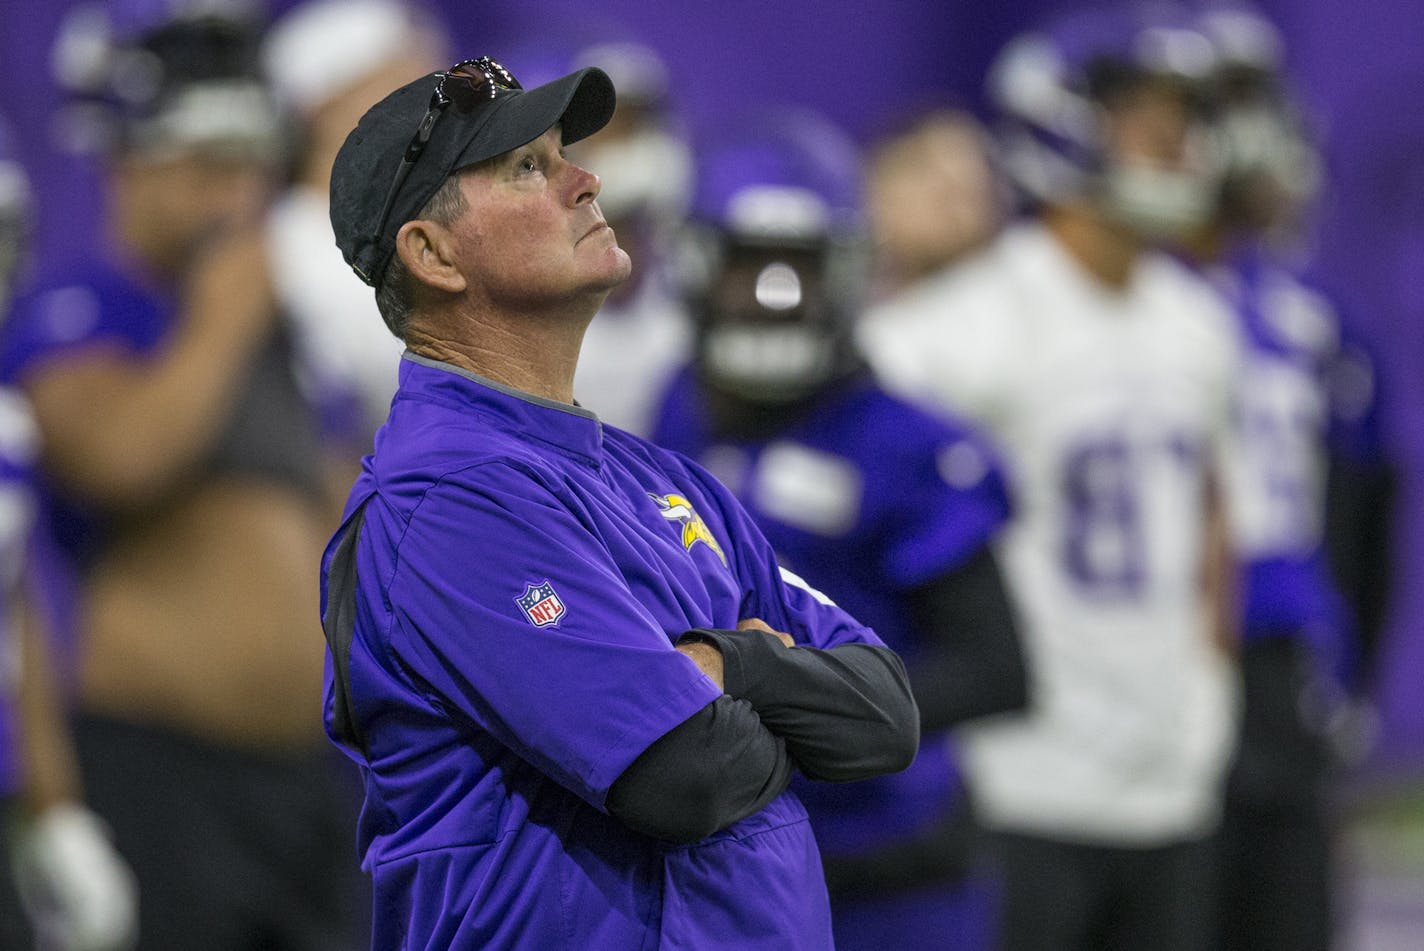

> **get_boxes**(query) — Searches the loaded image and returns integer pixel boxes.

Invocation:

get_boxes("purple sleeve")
[881,430,1012,589]
[386,462,724,810]
[1326,335,1389,464]
[1,271,168,385]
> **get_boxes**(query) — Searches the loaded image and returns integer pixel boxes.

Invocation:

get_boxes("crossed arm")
[605,618,919,843]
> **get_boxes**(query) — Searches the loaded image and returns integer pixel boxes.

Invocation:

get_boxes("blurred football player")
[263,0,448,457]
[2,4,366,944]
[1189,6,1398,949]
[865,106,1007,301]
[0,115,136,951]
[861,6,1242,950]
[651,108,1027,951]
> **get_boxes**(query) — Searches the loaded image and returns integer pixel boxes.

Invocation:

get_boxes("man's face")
[446,126,632,311]
[1093,77,1218,240]
[868,114,1000,275]
[1102,77,1196,170]
[115,148,272,270]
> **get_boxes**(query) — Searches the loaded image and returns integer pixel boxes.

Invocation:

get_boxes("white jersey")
[268,187,405,441]
[574,276,691,437]
[861,222,1240,844]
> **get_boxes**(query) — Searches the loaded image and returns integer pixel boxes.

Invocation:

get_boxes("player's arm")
[673,619,919,783]
[1203,463,1238,655]
[904,544,1027,730]
[10,600,137,950]
[1323,338,1397,692]
[1205,305,1245,655]
[20,227,277,508]
[1324,450,1396,688]
[14,601,79,814]
[605,689,796,844]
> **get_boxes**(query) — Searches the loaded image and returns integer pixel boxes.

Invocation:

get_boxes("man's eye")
[519,157,537,173]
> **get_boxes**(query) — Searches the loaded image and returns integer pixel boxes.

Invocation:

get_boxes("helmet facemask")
[695,239,857,405]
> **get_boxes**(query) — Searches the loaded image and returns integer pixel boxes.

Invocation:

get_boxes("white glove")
[10,803,138,951]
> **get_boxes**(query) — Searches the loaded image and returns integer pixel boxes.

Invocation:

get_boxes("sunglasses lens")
[444,58,521,113]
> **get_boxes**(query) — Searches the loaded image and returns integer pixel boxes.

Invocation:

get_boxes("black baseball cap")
[331,62,616,287]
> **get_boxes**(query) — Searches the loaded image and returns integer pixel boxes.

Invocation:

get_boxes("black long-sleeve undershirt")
[903,545,1028,732]
[605,694,795,844]
[814,546,1025,896]
[683,629,919,782]
[1324,452,1397,693]
[606,632,919,841]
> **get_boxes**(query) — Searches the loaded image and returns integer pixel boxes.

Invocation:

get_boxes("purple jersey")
[1219,251,1373,672]
[0,262,176,576]
[651,368,1011,858]
[0,389,37,797]
[322,353,886,950]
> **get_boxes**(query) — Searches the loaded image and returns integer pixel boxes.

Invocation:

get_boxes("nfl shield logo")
[516,580,567,628]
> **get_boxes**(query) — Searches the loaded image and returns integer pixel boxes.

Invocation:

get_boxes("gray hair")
[374,174,470,339]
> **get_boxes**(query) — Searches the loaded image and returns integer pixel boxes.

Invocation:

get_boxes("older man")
[0,120,135,951]
[321,58,919,949]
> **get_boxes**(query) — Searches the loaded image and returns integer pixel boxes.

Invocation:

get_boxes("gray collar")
[401,350,599,421]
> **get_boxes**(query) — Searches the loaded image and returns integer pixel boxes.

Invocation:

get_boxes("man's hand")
[674,621,792,694]
[680,619,919,783]
[737,617,795,648]
[675,640,725,691]
[184,223,277,341]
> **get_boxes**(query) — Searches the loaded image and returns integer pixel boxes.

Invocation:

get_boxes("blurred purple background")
[1,0,1420,758]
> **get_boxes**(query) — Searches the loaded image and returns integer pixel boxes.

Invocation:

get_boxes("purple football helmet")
[1195,2,1322,232]
[684,108,867,404]
[50,0,279,158]
[988,2,1222,236]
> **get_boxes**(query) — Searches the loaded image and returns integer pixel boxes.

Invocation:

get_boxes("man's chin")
[599,247,635,290]
[573,252,634,307]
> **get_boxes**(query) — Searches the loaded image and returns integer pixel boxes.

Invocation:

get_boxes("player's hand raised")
[182,223,277,343]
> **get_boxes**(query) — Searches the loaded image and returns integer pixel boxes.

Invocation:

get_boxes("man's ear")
[394,218,467,295]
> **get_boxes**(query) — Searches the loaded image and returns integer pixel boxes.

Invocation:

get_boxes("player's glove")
[9,802,138,951]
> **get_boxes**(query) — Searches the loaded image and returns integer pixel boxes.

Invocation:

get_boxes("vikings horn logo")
[650,493,727,566]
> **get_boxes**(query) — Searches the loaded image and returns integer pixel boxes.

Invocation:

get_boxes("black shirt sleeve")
[605,695,794,844]
[678,628,919,783]
[903,545,1029,732]
[1324,452,1397,693]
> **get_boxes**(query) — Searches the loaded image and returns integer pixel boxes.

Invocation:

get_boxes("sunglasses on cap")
[366,57,522,264]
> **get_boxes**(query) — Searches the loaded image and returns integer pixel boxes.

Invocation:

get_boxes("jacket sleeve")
[678,628,919,783]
